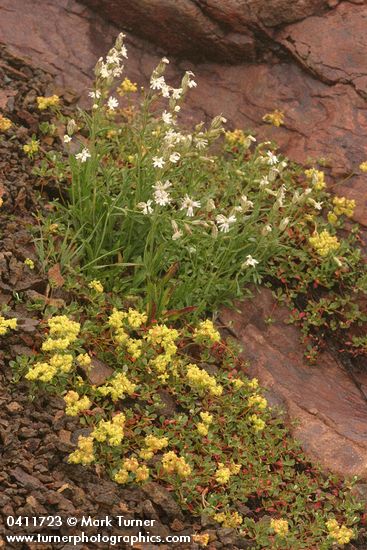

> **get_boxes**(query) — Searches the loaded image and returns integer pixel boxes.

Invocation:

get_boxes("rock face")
[80,0,330,62]
[220,289,367,478]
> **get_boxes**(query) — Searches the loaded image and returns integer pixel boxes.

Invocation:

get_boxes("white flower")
[75,148,91,163]
[174,105,181,112]
[266,151,279,165]
[121,45,128,59]
[308,198,323,210]
[262,224,272,235]
[169,152,181,164]
[161,85,171,98]
[153,180,172,206]
[171,220,183,240]
[172,88,183,100]
[180,195,201,217]
[150,76,166,90]
[107,96,119,110]
[100,64,111,79]
[63,135,72,143]
[152,156,165,169]
[248,135,257,142]
[242,255,259,268]
[162,111,173,125]
[162,57,169,64]
[112,66,124,77]
[240,195,254,212]
[186,71,197,88]
[137,200,153,215]
[88,90,101,99]
[279,217,290,231]
[216,214,236,233]
[194,135,208,150]
[259,176,269,187]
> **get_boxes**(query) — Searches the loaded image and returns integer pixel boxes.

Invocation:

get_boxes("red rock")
[220,289,367,478]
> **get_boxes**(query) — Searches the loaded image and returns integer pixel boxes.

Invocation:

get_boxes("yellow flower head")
[88,279,104,293]
[0,114,12,132]
[135,465,150,482]
[359,161,367,172]
[68,435,94,465]
[215,464,232,485]
[77,353,92,367]
[64,390,91,416]
[114,467,130,484]
[309,230,340,257]
[25,362,57,383]
[214,511,243,528]
[186,363,223,397]
[305,168,326,191]
[193,320,221,343]
[144,434,169,452]
[49,353,73,373]
[0,316,17,336]
[126,308,147,329]
[270,518,289,537]
[92,413,126,446]
[326,519,354,545]
[332,196,355,218]
[197,423,209,436]
[118,77,138,94]
[162,451,192,478]
[250,414,265,431]
[247,394,267,410]
[23,139,39,157]
[262,110,284,127]
[200,411,213,425]
[37,95,60,110]
[192,533,210,547]
[24,258,35,270]
[98,372,136,401]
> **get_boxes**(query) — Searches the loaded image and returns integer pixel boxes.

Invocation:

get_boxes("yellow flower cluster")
[309,230,340,257]
[24,258,35,269]
[250,414,265,431]
[42,315,80,351]
[49,353,73,373]
[332,196,355,218]
[186,363,223,396]
[225,129,247,147]
[0,316,17,336]
[232,378,245,389]
[23,139,39,156]
[64,390,91,416]
[197,411,213,436]
[147,324,179,379]
[162,451,192,478]
[247,394,267,410]
[98,372,136,401]
[25,362,57,383]
[0,114,12,132]
[68,435,95,465]
[37,95,60,110]
[127,308,148,329]
[114,457,149,484]
[192,533,210,547]
[77,353,91,367]
[327,211,338,225]
[126,338,143,359]
[305,168,326,191]
[248,378,259,390]
[214,510,243,528]
[215,464,232,485]
[88,279,104,293]
[138,434,168,460]
[193,320,221,343]
[92,413,126,446]
[270,518,289,537]
[326,519,354,545]
[359,161,367,172]
[262,110,284,127]
[118,77,138,94]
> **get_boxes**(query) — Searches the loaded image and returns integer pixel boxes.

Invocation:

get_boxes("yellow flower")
[126,337,143,359]
[139,449,154,460]
[270,518,289,537]
[68,436,95,465]
[0,114,12,132]
[225,129,247,147]
[114,468,130,484]
[122,457,139,472]
[126,308,147,329]
[135,465,150,482]
[186,363,223,397]
[232,378,245,389]
[326,519,354,545]
[162,451,191,478]
[24,258,35,270]
[0,316,17,336]
[215,464,231,485]
[197,423,209,436]
[98,372,136,401]
[144,434,169,452]
[262,110,284,127]
[192,533,210,547]
[64,390,91,416]
[199,411,213,425]
[118,77,138,94]
[247,378,259,390]
[309,230,340,257]
[359,161,367,172]
[25,362,57,383]
[77,353,91,367]
[88,279,104,293]
[250,414,265,431]
[42,315,80,352]
[49,353,73,373]
[193,320,221,343]
[37,95,60,110]
[305,168,326,191]
[214,511,243,528]
[332,196,355,218]
[247,394,267,410]
[327,211,338,225]
[92,413,126,446]
[23,139,39,157]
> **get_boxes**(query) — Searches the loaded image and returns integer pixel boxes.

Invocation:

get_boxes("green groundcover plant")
[6,300,363,549]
